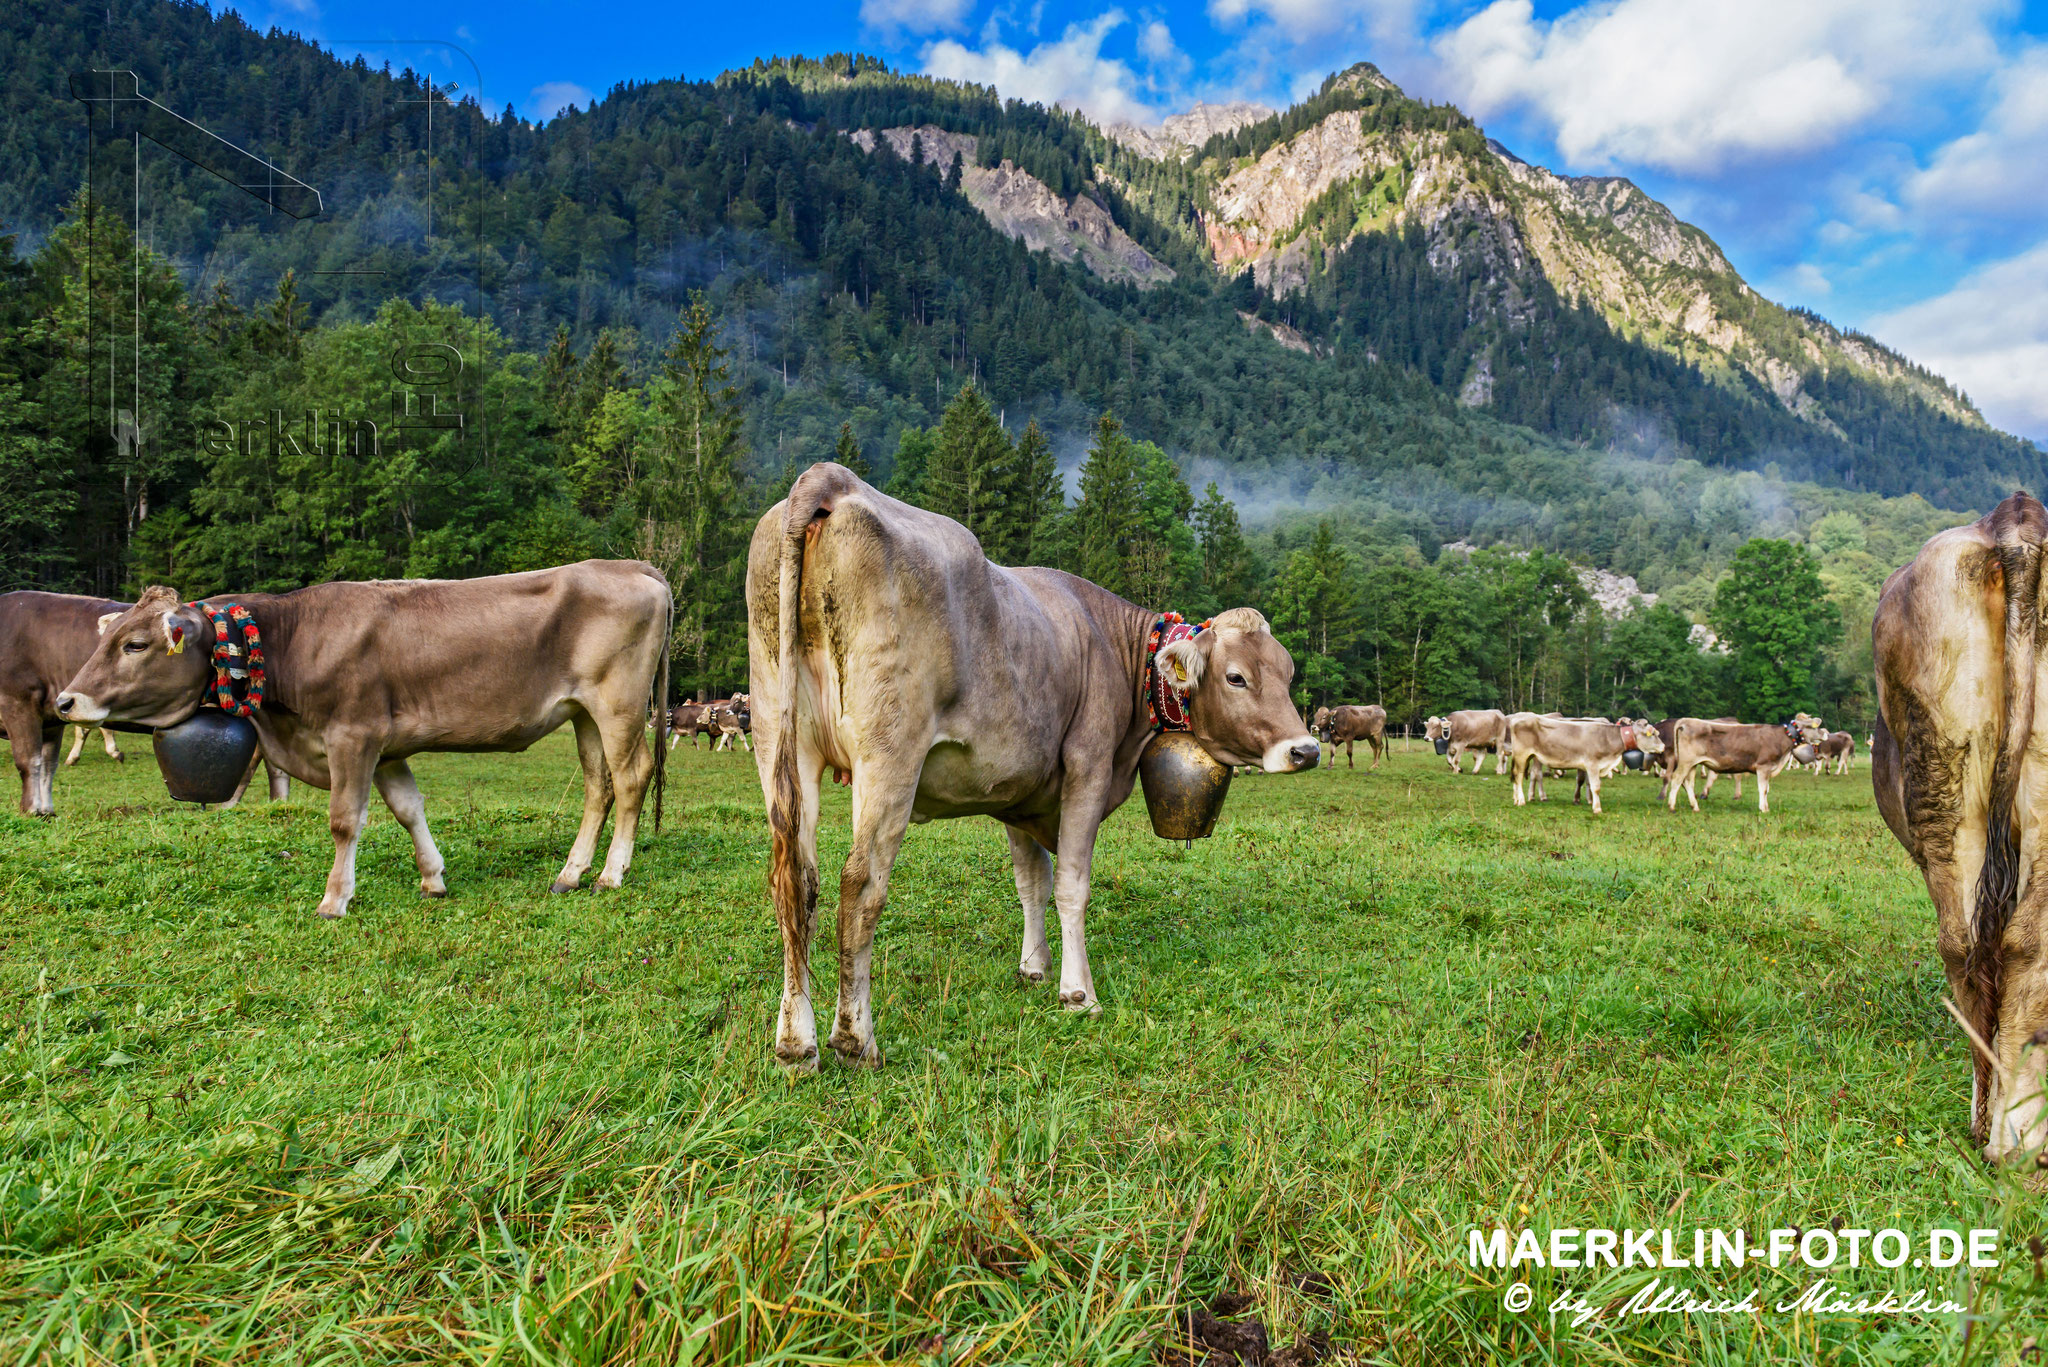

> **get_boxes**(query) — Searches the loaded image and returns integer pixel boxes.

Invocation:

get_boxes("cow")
[747,462,1319,1071]
[1424,710,1510,774]
[55,563,670,919]
[1817,730,1856,775]
[668,701,713,750]
[1312,704,1385,770]
[1649,716,1748,797]
[64,723,124,766]
[1871,490,2048,1159]
[1506,714,1663,814]
[1662,718,1824,813]
[713,694,753,752]
[3,591,138,815]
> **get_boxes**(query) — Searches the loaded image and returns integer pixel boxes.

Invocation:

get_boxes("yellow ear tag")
[1170,656,1188,686]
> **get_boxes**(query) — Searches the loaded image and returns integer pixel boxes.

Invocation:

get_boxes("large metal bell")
[1138,730,1233,842]
[1622,747,1646,771]
[154,710,259,804]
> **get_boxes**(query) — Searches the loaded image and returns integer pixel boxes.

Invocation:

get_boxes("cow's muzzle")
[55,692,105,723]
[1263,737,1320,773]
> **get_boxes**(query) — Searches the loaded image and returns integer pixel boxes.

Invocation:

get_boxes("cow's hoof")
[113,755,124,764]
[777,1045,820,1076]
[314,906,347,920]
[594,872,624,891]
[828,1031,881,1068]
[420,881,447,898]
[1016,967,1046,985]
[1059,991,1101,1015]
[548,877,579,895]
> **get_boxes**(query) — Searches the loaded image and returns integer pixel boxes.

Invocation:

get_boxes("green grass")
[2,737,2043,1364]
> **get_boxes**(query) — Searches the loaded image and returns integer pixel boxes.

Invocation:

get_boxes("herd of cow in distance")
[5,463,2045,1160]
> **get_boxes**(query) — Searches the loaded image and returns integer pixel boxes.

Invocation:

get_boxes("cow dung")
[1161,1290,1331,1367]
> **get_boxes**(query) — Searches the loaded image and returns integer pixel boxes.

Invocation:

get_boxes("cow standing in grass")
[1313,704,1385,770]
[57,564,670,919]
[1662,718,1824,813]
[2,591,136,816]
[1424,710,1510,774]
[748,462,1320,1071]
[1873,491,2048,1159]
[1506,714,1663,815]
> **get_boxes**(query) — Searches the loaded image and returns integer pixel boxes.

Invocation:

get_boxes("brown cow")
[56,563,670,918]
[1663,718,1824,813]
[668,701,714,750]
[1424,709,1510,774]
[712,694,753,752]
[747,463,1319,1071]
[3,591,132,814]
[1817,730,1855,774]
[1507,714,1663,814]
[1872,491,2048,1159]
[1312,704,1385,770]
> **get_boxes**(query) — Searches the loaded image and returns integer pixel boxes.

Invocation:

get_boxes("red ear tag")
[167,624,186,654]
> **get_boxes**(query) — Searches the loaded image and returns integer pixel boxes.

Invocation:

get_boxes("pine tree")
[260,269,307,364]
[833,420,871,479]
[643,293,748,700]
[922,383,1015,558]
[541,323,577,429]
[1073,411,1144,600]
[1272,521,1360,708]
[1011,418,1065,567]
[885,426,934,505]
[1192,481,1250,606]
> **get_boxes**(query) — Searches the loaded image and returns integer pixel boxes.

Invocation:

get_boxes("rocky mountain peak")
[1106,100,1273,160]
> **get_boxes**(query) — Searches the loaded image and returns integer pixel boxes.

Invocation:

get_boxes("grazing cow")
[3,591,136,815]
[1424,709,1510,774]
[1506,714,1663,814]
[748,462,1319,1071]
[64,723,124,766]
[1817,730,1855,774]
[56,563,670,918]
[1872,490,2048,1159]
[1662,718,1823,813]
[1312,704,1386,770]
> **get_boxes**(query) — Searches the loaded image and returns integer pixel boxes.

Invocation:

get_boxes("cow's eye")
[1225,670,1247,689]
[123,638,148,654]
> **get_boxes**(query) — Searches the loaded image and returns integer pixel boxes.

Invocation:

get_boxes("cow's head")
[1311,706,1332,740]
[56,586,214,728]
[1155,609,1318,772]
[1424,715,1450,753]
[1628,719,1666,756]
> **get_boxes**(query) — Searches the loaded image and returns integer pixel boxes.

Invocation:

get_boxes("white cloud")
[1870,239,2048,442]
[1432,0,2004,174]
[923,11,1159,126]
[1207,0,1422,51]
[1908,43,2048,218]
[527,81,592,121]
[1778,263,1832,299]
[862,0,975,37]
[1138,18,1177,63]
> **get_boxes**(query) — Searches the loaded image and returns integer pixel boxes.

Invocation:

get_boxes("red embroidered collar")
[1145,613,1210,732]
[192,601,266,717]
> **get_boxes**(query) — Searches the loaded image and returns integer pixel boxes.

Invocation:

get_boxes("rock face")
[1164,89,1983,430]
[1441,541,1659,619]
[850,126,1174,287]
[1105,101,1273,160]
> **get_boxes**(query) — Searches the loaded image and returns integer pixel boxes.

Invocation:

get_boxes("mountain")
[0,5,2036,548]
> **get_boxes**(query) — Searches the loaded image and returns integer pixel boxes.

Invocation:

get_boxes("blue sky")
[229,0,2048,440]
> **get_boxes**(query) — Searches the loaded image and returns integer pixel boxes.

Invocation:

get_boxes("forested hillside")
[0,0,2017,727]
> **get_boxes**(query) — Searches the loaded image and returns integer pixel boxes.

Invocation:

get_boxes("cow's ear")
[1157,637,1205,695]
[95,612,122,636]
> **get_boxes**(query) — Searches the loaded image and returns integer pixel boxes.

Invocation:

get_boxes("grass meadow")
[3,732,2045,1365]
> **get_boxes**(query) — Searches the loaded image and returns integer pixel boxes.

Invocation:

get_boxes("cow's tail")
[653,583,672,834]
[1969,492,2048,1126]
[769,465,848,935]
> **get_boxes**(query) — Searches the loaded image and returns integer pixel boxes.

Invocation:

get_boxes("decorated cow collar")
[191,601,266,717]
[1144,612,1210,732]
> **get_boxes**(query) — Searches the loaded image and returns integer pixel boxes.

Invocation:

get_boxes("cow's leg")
[374,758,447,897]
[1510,754,1529,806]
[760,729,824,1072]
[553,713,615,893]
[34,732,58,816]
[266,760,290,802]
[1009,824,1053,982]
[592,705,656,890]
[1370,734,1384,771]
[828,769,918,1066]
[1050,808,1109,1013]
[220,748,264,809]
[102,726,122,761]
[315,746,379,919]
[1584,764,1603,815]
[3,702,46,815]
[1757,770,1771,814]
[64,725,86,766]
[1345,739,1354,769]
